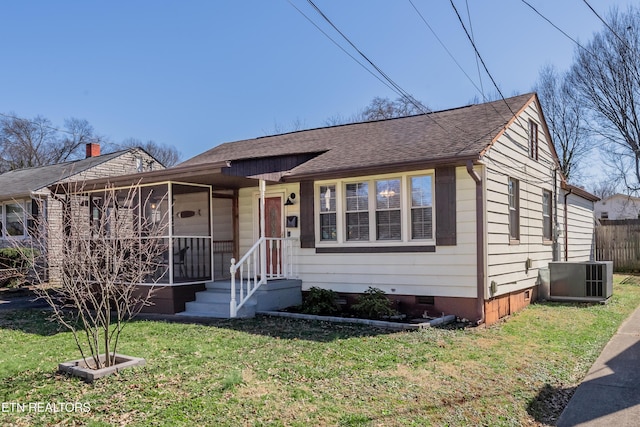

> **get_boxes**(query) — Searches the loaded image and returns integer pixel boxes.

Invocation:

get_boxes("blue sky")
[0,1,634,163]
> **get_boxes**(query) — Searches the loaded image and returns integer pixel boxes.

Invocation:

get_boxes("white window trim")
[314,171,435,247]
[0,199,31,240]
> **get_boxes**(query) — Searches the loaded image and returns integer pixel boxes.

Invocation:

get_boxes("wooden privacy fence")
[596,220,640,271]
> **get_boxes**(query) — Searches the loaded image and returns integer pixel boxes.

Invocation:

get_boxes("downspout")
[563,186,573,262]
[466,161,485,325]
[552,169,560,261]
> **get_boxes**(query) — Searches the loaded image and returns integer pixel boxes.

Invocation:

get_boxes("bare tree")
[357,96,428,121]
[590,178,620,199]
[118,138,182,167]
[568,5,640,190]
[534,65,592,181]
[0,114,105,172]
[19,181,169,369]
[324,96,429,126]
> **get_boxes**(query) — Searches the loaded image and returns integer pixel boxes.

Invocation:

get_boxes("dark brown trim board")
[316,246,435,254]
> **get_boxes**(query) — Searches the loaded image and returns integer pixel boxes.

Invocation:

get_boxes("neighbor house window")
[508,178,520,241]
[542,190,552,241]
[345,182,369,241]
[375,179,401,240]
[529,120,539,160]
[5,203,24,237]
[410,175,433,239]
[319,185,336,241]
[601,212,609,219]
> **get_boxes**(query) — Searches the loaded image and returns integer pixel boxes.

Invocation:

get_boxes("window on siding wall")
[345,182,369,241]
[319,185,337,241]
[508,178,520,241]
[375,179,401,240]
[316,173,436,245]
[411,175,433,239]
[543,190,552,241]
[5,203,24,237]
[529,120,539,160]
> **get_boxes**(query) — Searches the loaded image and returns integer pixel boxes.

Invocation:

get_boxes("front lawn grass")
[2,275,640,426]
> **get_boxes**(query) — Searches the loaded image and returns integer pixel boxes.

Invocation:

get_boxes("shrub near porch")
[1,275,640,426]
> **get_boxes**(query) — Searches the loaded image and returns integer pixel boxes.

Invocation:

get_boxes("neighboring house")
[0,143,164,282]
[594,193,640,220]
[61,93,598,325]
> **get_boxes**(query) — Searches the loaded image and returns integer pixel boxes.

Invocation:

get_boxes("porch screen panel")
[319,185,336,241]
[376,179,401,240]
[411,175,433,239]
[345,182,369,241]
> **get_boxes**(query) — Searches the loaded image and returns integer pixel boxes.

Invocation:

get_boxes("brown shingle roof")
[180,93,535,179]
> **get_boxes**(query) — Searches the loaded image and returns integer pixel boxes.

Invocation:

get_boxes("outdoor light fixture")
[285,193,296,206]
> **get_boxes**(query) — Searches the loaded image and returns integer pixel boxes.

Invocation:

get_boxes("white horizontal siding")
[560,192,595,261]
[237,169,478,298]
[483,101,558,297]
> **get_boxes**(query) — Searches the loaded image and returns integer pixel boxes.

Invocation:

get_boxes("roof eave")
[282,155,481,182]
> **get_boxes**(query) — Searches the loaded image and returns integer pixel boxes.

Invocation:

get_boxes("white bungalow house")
[0,143,164,281]
[60,93,598,325]
[594,193,640,220]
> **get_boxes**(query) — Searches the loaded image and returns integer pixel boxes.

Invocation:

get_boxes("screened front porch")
[79,181,219,285]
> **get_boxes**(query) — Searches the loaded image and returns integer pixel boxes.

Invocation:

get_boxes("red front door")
[262,196,282,275]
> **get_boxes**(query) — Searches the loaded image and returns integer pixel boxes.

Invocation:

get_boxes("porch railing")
[229,237,295,317]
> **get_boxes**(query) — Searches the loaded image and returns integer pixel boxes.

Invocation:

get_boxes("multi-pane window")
[411,176,433,239]
[5,203,24,237]
[508,178,520,241]
[542,190,552,241]
[317,174,436,244]
[345,182,369,241]
[375,179,401,240]
[529,120,539,160]
[319,185,336,241]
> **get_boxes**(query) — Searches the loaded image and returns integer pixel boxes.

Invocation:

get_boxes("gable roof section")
[180,93,537,180]
[0,149,133,199]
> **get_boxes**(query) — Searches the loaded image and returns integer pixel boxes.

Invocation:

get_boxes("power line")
[304,0,429,116]
[286,0,400,97]
[464,0,485,100]
[407,0,486,101]
[519,0,596,59]
[448,0,516,118]
[581,0,638,59]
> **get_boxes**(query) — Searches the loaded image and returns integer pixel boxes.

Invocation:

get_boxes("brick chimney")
[86,142,100,158]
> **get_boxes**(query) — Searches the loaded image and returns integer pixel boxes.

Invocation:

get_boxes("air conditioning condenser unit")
[548,261,613,302]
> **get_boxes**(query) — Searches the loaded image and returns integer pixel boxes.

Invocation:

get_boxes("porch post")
[260,179,267,282]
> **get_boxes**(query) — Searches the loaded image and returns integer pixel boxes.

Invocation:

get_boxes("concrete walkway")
[557,305,640,426]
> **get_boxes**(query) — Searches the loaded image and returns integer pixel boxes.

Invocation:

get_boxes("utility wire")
[465,0,485,100]
[304,0,429,116]
[581,0,638,57]
[286,0,400,97]
[520,0,596,58]
[448,0,516,117]
[407,0,486,100]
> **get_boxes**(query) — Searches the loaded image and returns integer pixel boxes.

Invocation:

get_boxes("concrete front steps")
[176,279,302,319]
